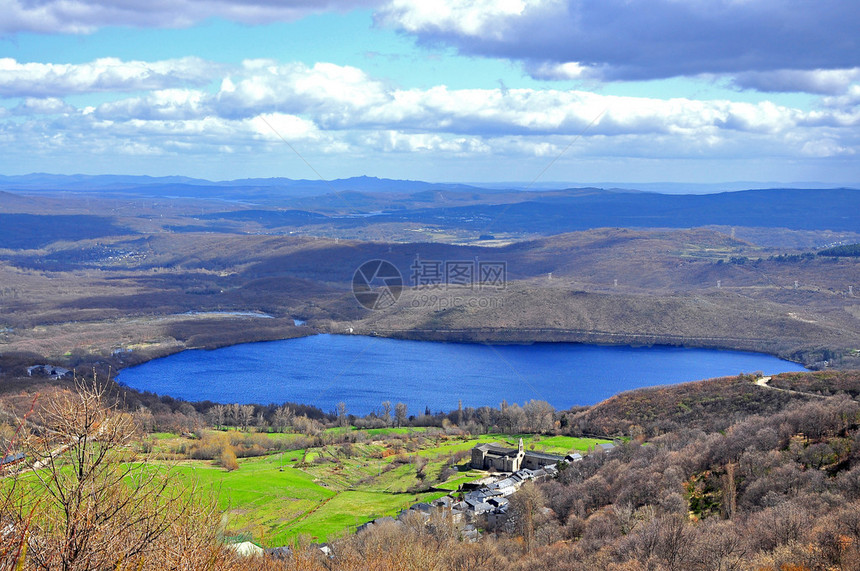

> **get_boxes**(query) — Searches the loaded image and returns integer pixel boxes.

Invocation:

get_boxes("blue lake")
[117,334,807,415]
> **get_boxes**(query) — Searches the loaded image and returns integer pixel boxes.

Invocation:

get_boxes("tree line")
[5,372,860,568]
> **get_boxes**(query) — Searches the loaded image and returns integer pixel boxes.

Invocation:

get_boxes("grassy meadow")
[153,428,608,546]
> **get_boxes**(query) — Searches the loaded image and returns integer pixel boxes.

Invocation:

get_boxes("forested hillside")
[5,372,860,569]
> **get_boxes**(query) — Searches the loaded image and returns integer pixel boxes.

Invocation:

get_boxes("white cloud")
[13,97,75,115]
[822,86,860,109]
[4,0,856,101]
[801,139,854,158]
[0,57,857,175]
[361,130,490,154]
[95,89,210,120]
[215,61,389,125]
[526,62,596,81]
[378,0,549,38]
[251,113,324,142]
[210,63,812,139]
[0,57,219,98]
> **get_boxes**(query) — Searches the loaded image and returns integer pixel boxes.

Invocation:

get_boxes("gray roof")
[264,546,292,559]
[472,502,493,514]
[524,450,563,461]
[433,496,454,508]
[476,442,519,458]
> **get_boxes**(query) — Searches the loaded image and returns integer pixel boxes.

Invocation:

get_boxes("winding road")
[754,375,827,399]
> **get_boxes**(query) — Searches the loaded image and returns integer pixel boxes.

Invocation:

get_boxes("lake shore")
[116,333,808,415]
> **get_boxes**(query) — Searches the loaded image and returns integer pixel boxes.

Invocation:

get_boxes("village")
[349,440,613,542]
[226,438,617,558]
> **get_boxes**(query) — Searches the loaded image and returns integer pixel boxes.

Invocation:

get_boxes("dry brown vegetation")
[2,185,859,373]
[3,372,860,569]
[1,224,857,375]
[563,373,820,438]
[217,380,860,570]
[0,380,241,570]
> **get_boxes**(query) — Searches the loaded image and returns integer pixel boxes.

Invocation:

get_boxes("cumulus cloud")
[206,62,825,140]
[0,57,220,98]
[800,138,854,158]
[822,86,860,109]
[376,0,860,85]
[13,97,75,115]
[526,61,598,81]
[378,0,541,38]
[251,113,325,143]
[1,57,858,170]
[215,61,390,125]
[0,0,379,34]
[5,0,857,99]
[95,89,210,121]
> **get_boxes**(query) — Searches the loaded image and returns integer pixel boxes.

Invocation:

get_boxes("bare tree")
[0,395,37,569]
[273,405,294,433]
[499,403,526,433]
[507,481,546,553]
[231,404,254,430]
[523,400,555,433]
[336,402,348,427]
[19,379,219,570]
[208,404,227,429]
[227,403,239,427]
[381,401,392,427]
[722,462,737,519]
[394,403,408,428]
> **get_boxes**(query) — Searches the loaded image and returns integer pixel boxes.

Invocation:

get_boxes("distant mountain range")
[1,173,855,196]
[176,187,860,234]
[1,174,859,234]
[0,174,486,197]
[374,187,860,233]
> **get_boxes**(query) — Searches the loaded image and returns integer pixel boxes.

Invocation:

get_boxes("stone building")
[471,439,525,472]
[471,439,564,472]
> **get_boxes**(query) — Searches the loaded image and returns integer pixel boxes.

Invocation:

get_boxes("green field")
[162,430,610,547]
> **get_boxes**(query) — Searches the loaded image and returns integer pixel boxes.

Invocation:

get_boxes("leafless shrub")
[3,378,231,570]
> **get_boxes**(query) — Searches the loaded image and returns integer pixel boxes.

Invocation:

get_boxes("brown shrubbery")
[0,380,237,570]
[252,392,860,570]
[6,374,860,569]
[188,431,290,461]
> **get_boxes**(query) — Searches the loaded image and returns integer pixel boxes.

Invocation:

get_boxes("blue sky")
[0,1,857,184]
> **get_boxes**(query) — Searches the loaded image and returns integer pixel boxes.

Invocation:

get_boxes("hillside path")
[754,376,828,399]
